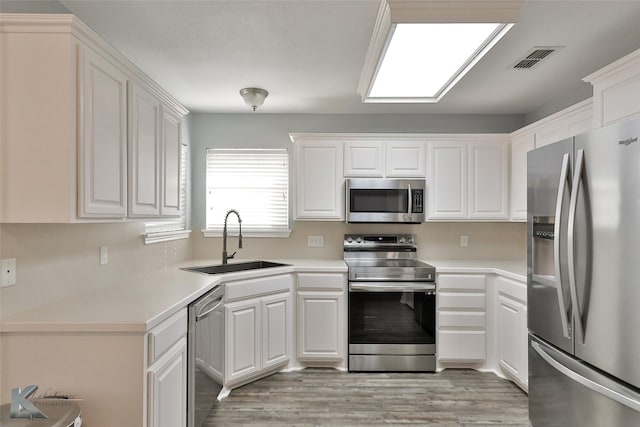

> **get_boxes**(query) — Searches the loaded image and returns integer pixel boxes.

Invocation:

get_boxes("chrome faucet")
[222,209,243,264]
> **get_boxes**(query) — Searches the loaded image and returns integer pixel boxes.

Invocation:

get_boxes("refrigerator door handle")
[532,341,640,413]
[553,152,571,339]
[568,148,585,344]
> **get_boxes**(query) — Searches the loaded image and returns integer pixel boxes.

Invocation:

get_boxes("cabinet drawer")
[495,275,527,302]
[148,308,187,364]
[439,311,485,328]
[438,274,486,291]
[438,292,485,310]
[438,330,486,362]
[226,273,293,301]
[297,273,345,291]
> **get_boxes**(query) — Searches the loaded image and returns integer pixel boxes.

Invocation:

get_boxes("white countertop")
[428,259,526,282]
[0,258,525,334]
[0,259,347,334]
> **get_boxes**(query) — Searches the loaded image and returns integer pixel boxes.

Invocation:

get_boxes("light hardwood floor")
[202,369,530,426]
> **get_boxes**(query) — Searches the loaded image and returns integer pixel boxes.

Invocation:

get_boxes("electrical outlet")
[100,245,109,265]
[308,235,325,248]
[460,235,469,248]
[0,258,16,287]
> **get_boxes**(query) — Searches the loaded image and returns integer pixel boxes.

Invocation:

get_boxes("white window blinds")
[206,149,289,235]
[144,144,189,240]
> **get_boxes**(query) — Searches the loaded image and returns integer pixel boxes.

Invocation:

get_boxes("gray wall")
[0,0,71,13]
[189,112,525,230]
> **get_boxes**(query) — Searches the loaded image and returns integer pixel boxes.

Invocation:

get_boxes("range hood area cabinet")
[291,134,511,222]
[290,134,428,221]
[0,14,188,223]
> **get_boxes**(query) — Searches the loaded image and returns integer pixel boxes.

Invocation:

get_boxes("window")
[144,144,191,244]
[204,149,290,237]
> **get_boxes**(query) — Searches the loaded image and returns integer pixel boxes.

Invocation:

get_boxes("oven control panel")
[344,234,416,247]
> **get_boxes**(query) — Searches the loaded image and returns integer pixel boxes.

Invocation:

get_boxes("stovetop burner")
[344,234,436,282]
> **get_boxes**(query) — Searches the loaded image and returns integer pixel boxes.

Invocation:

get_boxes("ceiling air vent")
[512,46,563,70]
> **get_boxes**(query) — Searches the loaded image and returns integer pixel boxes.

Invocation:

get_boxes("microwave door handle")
[407,184,412,215]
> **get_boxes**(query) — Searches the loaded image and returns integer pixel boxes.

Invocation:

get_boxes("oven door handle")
[349,282,436,292]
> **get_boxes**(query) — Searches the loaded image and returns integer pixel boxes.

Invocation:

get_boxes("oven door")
[348,282,436,371]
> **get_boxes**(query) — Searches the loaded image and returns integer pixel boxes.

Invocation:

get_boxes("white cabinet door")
[147,337,187,427]
[344,141,384,177]
[78,46,128,218]
[385,141,426,177]
[297,291,344,362]
[295,141,344,220]
[510,132,535,221]
[160,106,182,217]
[128,81,160,217]
[261,293,290,371]
[226,299,261,383]
[427,142,467,219]
[468,141,509,219]
[498,295,523,380]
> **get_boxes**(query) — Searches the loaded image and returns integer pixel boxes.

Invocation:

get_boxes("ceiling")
[57,0,640,115]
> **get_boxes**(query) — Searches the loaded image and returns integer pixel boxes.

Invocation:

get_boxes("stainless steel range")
[345,234,436,372]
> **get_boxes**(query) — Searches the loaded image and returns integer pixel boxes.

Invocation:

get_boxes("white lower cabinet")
[296,272,347,365]
[223,273,293,389]
[147,337,187,427]
[495,275,528,390]
[147,309,188,427]
[226,298,262,383]
[437,273,487,364]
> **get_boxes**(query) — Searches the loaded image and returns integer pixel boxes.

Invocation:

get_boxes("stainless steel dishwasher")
[188,285,224,427]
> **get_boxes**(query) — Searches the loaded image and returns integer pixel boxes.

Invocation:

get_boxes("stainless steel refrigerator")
[528,117,640,426]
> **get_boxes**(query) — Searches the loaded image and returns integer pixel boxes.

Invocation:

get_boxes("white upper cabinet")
[292,137,345,221]
[509,131,535,221]
[344,140,384,177]
[468,141,509,219]
[160,106,182,217]
[78,46,129,218]
[128,81,161,217]
[428,142,468,219]
[583,48,640,127]
[427,135,509,221]
[385,141,426,177]
[0,14,187,223]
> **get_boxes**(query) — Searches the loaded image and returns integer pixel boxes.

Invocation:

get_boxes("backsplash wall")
[192,221,526,263]
[0,223,192,318]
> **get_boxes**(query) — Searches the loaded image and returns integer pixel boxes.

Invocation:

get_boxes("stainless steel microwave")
[346,178,425,223]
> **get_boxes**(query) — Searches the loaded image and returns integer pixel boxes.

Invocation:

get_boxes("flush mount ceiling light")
[240,87,269,111]
[358,0,522,103]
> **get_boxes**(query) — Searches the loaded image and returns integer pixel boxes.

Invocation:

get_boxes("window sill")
[201,229,291,238]
[144,230,192,245]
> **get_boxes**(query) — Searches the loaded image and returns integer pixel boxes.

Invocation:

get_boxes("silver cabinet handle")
[567,148,585,344]
[532,341,640,412]
[554,152,571,339]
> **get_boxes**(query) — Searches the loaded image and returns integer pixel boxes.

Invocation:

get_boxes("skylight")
[365,22,514,103]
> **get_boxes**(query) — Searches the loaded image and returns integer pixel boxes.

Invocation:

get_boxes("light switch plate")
[100,245,109,265]
[308,235,325,248]
[0,258,16,287]
[460,235,469,247]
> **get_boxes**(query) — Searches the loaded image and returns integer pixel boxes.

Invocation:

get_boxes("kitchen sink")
[181,261,289,275]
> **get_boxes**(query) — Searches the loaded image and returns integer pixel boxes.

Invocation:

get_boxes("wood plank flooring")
[202,369,530,426]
